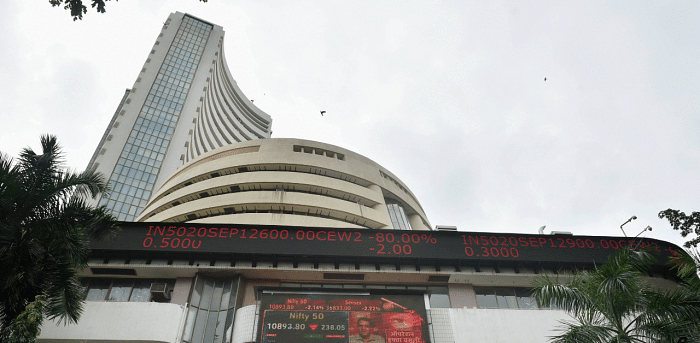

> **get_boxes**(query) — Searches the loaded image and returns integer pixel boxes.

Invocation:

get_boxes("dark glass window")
[385,199,413,230]
[182,276,240,343]
[428,287,450,308]
[495,288,518,308]
[475,287,543,309]
[475,287,498,308]
[82,278,175,302]
[515,288,538,309]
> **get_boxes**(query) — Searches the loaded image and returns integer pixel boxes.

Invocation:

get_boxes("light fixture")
[633,226,652,250]
[619,216,637,236]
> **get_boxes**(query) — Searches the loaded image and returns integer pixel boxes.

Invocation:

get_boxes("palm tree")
[0,135,119,337]
[532,248,700,343]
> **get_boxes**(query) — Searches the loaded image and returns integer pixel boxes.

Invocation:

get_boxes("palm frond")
[534,248,700,343]
[549,320,614,343]
[0,135,118,330]
[42,259,84,325]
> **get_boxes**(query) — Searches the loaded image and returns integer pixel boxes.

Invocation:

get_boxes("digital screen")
[259,292,430,343]
[89,222,682,268]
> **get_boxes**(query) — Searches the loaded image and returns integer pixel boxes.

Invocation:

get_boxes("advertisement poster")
[259,292,430,343]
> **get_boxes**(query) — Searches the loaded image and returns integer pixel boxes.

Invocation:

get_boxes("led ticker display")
[89,222,683,268]
[259,292,429,343]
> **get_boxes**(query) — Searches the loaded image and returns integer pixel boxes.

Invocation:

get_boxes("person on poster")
[349,317,386,343]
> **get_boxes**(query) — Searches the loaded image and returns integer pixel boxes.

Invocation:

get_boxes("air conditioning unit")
[150,283,171,302]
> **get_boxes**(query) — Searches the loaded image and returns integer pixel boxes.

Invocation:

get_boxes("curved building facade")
[88,12,272,221]
[137,138,431,231]
[188,45,272,161]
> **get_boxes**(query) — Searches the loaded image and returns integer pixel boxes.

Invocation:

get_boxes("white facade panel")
[39,302,187,343]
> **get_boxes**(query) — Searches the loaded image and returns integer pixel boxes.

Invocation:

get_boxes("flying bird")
[320,111,326,116]
[544,77,547,81]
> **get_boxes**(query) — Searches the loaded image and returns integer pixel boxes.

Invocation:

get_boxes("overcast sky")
[1,1,698,249]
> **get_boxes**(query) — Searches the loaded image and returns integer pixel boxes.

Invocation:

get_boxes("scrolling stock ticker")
[90,222,682,267]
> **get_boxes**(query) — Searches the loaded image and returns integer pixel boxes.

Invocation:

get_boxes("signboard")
[259,292,430,343]
[89,222,682,267]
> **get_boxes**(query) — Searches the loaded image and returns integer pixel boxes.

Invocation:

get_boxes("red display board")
[259,292,429,343]
[89,222,683,268]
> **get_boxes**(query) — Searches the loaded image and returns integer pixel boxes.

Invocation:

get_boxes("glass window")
[429,293,450,308]
[214,310,228,343]
[515,288,538,309]
[184,275,240,343]
[385,200,413,230]
[475,287,498,308]
[407,286,426,291]
[191,308,209,343]
[476,287,543,309]
[495,288,517,308]
[182,307,197,342]
[386,285,405,290]
[108,279,134,301]
[343,284,364,289]
[130,280,152,302]
[82,278,174,302]
[204,311,219,342]
[191,276,204,307]
[85,279,110,301]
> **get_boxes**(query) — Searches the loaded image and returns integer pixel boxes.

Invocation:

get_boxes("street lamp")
[619,216,637,236]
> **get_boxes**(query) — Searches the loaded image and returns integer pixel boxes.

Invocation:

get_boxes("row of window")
[156,74,190,94]
[183,276,239,343]
[169,46,201,63]
[386,200,413,231]
[161,62,195,82]
[83,278,175,302]
[165,55,198,76]
[292,145,345,160]
[474,287,548,309]
[83,277,553,313]
[103,16,212,221]
[179,205,376,230]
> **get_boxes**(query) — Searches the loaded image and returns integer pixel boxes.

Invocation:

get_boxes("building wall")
[449,308,569,343]
[39,302,188,343]
[137,138,431,231]
[38,253,680,343]
[39,300,568,343]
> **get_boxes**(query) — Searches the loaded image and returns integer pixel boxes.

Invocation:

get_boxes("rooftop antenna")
[619,216,637,237]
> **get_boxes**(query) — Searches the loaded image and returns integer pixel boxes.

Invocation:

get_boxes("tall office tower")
[87,12,273,221]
